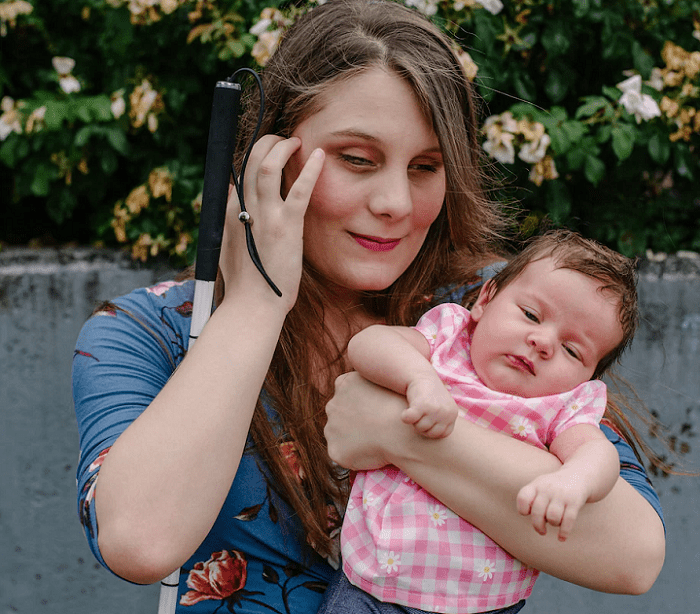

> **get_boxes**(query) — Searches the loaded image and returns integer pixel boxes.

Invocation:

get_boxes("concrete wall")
[1,247,698,614]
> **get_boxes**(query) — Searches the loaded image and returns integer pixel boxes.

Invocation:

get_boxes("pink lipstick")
[351,233,401,252]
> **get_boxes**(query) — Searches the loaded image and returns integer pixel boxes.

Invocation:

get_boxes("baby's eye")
[564,345,581,361]
[522,309,539,323]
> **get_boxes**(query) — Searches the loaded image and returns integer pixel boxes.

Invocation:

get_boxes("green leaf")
[105,127,129,155]
[602,85,621,101]
[0,135,30,168]
[513,73,536,103]
[44,101,68,130]
[572,0,590,18]
[632,41,654,79]
[648,132,670,164]
[561,120,587,144]
[584,155,606,185]
[30,162,57,197]
[611,124,635,161]
[545,69,569,103]
[545,180,572,224]
[575,97,610,120]
[541,24,570,56]
[101,148,118,175]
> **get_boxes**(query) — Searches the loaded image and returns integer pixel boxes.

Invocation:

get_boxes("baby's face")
[469,257,623,398]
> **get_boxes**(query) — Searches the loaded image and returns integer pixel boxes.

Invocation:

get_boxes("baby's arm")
[516,424,619,541]
[347,325,459,438]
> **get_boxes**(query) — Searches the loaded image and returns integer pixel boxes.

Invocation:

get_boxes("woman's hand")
[220,135,325,312]
[325,371,413,471]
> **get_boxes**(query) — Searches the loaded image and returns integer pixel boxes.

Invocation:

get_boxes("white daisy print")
[362,492,375,511]
[379,551,401,574]
[510,416,535,438]
[427,503,448,526]
[476,560,496,581]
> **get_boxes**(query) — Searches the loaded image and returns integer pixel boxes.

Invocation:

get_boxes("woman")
[73,1,664,612]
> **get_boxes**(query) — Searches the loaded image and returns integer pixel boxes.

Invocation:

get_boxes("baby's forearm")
[556,437,620,502]
[347,325,434,395]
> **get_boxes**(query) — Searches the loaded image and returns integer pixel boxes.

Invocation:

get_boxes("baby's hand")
[402,377,458,439]
[516,472,589,541]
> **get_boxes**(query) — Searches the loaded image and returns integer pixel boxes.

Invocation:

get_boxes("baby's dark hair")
[488,229,639,379]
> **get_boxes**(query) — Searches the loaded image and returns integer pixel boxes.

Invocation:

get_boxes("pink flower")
[180,550,248,606]
[146,280,186,296]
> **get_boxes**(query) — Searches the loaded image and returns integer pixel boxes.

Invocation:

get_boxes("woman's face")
[284,68,446,300]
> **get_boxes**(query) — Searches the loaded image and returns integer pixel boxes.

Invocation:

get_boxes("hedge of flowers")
[2,0,699,264]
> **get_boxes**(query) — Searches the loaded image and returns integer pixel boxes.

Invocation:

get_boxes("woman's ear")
[470,279,496,322]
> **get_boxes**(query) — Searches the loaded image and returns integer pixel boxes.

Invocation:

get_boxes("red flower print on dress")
[279,441,305,482]
[180,550,248,606]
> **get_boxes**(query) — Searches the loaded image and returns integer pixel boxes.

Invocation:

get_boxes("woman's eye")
[339,154,372,167]
[409,163,439,173]
[522,309,539,323]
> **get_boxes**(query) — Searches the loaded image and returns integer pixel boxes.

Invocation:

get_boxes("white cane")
[157,69,279,614]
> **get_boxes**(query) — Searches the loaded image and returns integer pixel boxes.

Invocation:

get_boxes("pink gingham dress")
[341,303,607,613]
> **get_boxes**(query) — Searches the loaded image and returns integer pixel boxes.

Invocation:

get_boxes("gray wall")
[1,247,698,614]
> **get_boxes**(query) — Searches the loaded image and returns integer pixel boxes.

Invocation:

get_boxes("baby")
[321,229,638,614]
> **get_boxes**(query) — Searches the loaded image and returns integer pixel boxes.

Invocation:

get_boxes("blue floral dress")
[72,279,663,613]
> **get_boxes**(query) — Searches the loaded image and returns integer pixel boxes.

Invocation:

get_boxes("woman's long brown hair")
[225,0,506,557]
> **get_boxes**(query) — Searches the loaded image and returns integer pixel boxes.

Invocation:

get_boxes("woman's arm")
[325,372,665,594]
[93,137,325,584]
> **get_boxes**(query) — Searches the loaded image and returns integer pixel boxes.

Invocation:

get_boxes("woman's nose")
[368,170,412,220]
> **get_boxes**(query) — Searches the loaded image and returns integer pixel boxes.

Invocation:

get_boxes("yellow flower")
[251,29,281,66]
[660,96,680,118]
[125,184,150,215]
[148,167,173,202]
[131,233,153,262]
[454,47,478,81]
[0,0,33,36]
[25,106,47,134]
[528,155,559,187]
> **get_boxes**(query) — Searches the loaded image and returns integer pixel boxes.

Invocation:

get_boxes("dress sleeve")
[601,419,665,530]
[71,281,192,572]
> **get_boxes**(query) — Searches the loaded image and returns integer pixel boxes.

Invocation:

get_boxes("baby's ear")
[470,279,496,322]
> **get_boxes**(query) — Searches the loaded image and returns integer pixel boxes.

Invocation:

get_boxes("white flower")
[427,504,448,526]
[362,492,375,510]
[483,131,515,164]
[518,133,551,164]
[59,75,81,94]
[378,550,401,574]
[0,96,22,141]
[616,74,661,123]
[646,67,665,92]
[52,56,76,75]
[475,0,503,15]
[476,559,496,580]
[147,111,158,133]
[510,416,535,438]
[111,89,126,118]
[404,0,440,16]
[250,17,273,36]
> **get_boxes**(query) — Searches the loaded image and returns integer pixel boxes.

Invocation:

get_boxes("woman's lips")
[350,233,401,252]
[507,354,535,375]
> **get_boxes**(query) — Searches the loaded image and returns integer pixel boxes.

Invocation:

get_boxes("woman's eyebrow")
[329,128,380,142]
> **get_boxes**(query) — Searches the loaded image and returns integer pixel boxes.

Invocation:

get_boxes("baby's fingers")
[557,505,580,542]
